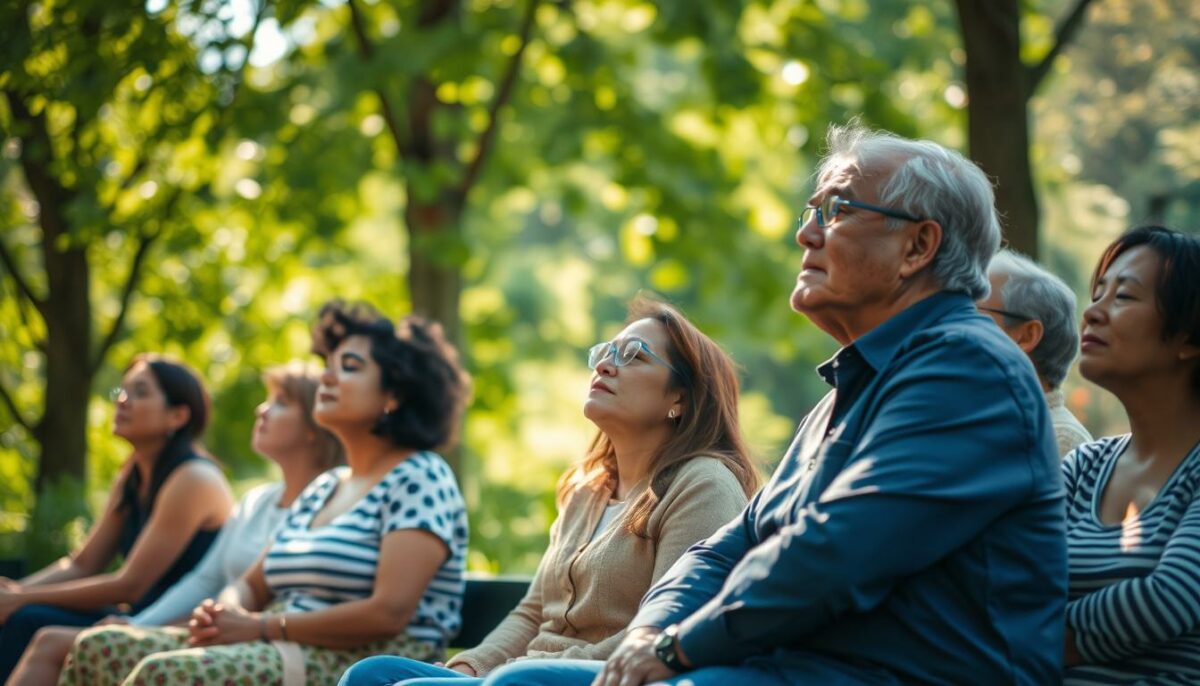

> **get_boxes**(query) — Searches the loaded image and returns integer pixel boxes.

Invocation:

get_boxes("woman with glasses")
[339,295,760,686]
[51,301,471,686]
[1062,226,1200,684]
[7,361,344,685]
[0,354,235,681]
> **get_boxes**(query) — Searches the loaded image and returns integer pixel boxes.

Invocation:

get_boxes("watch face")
[654,629,680,669]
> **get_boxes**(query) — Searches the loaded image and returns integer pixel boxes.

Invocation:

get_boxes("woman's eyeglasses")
[587,339,678,374]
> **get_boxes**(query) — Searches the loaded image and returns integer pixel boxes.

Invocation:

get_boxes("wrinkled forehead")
[814,152,902,199]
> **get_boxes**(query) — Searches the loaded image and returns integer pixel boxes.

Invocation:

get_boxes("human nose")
[1082,297,1106,327]
[255,401,269,418]
[594,352,618,376]
[320,365,337,386]
[796,213,823,250]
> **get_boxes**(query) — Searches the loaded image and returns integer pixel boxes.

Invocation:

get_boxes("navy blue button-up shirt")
[633,292,1067,685]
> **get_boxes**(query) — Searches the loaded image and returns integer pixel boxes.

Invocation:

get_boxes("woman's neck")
[129,436,169,485]
[338,429,410,480]
[276,452,329,507]
[1119,376,1200,464]
[607,425,670,501]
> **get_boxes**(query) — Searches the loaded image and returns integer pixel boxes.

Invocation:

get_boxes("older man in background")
[979,249,1094,457]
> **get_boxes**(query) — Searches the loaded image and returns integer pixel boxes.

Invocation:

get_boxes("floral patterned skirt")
[58,625,440,686]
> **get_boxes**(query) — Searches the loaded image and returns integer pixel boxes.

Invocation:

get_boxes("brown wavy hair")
[557,295,760,537]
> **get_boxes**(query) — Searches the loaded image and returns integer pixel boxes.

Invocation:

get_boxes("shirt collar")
[818,292,977,382]
[1045,389,1065,409]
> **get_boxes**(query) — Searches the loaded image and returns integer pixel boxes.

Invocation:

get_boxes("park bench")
[455,574,531,649]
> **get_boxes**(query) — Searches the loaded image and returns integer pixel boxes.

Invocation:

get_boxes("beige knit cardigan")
[447,456,749,675]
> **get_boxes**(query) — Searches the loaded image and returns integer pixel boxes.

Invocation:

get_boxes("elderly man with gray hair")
[491,124,1067,686]
[978,249,1094,457]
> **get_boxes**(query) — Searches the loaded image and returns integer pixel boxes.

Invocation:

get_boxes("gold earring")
[668,409,677,419]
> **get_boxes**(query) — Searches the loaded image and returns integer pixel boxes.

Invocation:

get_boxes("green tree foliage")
[2,0,1191,573]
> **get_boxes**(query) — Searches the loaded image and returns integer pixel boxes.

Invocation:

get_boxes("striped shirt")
[263,451,468,647]
[1063,434,1200,684]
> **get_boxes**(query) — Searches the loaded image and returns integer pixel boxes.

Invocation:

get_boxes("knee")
[338,655,425,686]
[484,662,560,686]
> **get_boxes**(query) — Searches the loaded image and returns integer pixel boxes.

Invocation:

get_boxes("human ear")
[898,220,942,280]
[168,405,191,434]
[1013,319,1044,355]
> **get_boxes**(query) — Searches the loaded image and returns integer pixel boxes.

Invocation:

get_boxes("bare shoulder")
[159,458,233,499]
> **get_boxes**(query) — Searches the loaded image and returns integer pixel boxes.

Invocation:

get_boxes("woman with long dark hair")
[0,354,234,680]
[340,295,760,686]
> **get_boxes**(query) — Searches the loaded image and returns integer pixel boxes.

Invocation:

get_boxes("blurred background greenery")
[1,0,1197,573]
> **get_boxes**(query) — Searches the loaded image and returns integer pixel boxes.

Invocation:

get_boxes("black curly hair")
[311,300,471,451]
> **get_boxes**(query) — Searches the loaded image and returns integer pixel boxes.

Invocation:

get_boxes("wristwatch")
[653,624,687,671]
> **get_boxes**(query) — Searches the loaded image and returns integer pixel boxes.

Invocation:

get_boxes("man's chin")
[790,287,821,314]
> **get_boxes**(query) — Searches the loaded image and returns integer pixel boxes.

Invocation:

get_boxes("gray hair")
[989,249,1080,389]
[818,124,1002,299]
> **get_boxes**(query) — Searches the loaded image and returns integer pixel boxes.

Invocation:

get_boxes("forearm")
[14,572,142,611]
[19,557,91,587]
[447,601,543,673]
[263,599,415,649]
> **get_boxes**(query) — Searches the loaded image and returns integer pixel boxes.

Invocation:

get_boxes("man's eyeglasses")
[588,339,678,374]
[800,194,924,229]
[977,306,1035,322]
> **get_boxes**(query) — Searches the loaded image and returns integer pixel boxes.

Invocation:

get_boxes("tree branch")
[0,376,32,433]
[90,227,161,377]
[0,232,45,317]
[458,0,540,196]
[1027,0,1097,92]
[346,0,410,159]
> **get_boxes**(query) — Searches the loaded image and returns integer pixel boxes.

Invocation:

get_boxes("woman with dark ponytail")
[0,354,234,680]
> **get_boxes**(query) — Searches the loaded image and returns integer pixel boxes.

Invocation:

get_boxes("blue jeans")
[338,656,792,686]
[483,659,793,685]
[338,656,481,686]
[0,603,108,682]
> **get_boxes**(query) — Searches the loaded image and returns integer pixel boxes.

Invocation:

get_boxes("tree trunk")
[954,0,1041,257]
[18,118,93,565]
[404,197,465,349]
[29,268,93,564]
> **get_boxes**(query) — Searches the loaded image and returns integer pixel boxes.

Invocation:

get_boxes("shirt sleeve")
[672,338,1048,667]
[1067,493,1200,663]
[381,455,462,553]
[631,492,762,631]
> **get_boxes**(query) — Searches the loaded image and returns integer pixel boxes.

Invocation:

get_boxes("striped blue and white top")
[1063,434,1200,684]
[263,451,468,648]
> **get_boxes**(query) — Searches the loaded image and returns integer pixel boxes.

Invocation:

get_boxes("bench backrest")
[455,575,531,649]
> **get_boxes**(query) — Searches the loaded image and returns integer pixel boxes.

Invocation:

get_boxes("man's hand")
[592,627,678,686]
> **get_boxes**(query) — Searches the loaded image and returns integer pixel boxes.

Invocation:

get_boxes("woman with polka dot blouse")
[340,296,760,686]
[59,301,471,686]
